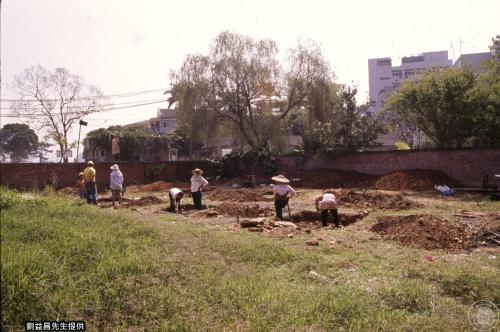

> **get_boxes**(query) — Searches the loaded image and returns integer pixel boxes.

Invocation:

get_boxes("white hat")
[271,174,290,184]
[110,164,119,170]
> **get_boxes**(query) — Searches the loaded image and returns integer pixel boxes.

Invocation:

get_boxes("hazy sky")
[1,0,499,153]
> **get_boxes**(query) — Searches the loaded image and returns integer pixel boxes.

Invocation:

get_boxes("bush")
[0,187,18,209]
[219,148,278,178]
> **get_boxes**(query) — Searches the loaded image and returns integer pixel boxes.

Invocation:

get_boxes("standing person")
[74,172,86,200]
[271,174,296,220]
[83,161,98,205]
[315,189,343,228]
[191,168,208,210]
[109,164,124,209]
[168,187,184,213]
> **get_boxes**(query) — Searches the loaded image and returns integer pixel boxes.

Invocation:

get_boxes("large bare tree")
[10,65,105,162]
[170,31,332,149]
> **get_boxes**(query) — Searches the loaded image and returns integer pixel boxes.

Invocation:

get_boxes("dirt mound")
[301,169,376,188]
[59,187,77,195]
[339,190,423,210]
[214,202,274,217]
[291,210,368,224]
[129,196,165,206]
[136,181,171,192]
[205,188,273,202]
[371,214,463,250]
[375,169,462,191]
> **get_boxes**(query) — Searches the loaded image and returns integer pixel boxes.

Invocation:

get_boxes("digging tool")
[200,188,209,209]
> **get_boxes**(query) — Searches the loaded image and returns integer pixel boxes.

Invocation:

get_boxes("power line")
[0,87,170,102]
[0,98,168,110]
[0,100,169,118]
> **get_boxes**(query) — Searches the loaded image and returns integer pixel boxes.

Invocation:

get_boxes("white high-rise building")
[368,51,453,114]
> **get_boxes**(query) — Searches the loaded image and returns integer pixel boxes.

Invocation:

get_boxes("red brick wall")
[276,148,500,187]
[0,161,215,190]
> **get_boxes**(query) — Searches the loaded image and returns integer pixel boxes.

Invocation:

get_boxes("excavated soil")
[375,169,462,191]
[290,210,368,224]
[99,195,165,207]
[371,214,464,251]
[136,181,190,192]
[301,169,376,188]
[205,188,274,202]
[338,190,423,210]
[214,202,274,217]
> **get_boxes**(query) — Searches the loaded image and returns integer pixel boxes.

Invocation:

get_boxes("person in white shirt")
[109,164,124,209]
[271,174,296,220]
[169,187,184,213]
[191,168,209,209]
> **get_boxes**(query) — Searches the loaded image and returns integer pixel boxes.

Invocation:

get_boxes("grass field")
[1,187,499,331]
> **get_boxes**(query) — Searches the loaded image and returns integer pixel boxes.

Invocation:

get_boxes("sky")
[1,0,499,159]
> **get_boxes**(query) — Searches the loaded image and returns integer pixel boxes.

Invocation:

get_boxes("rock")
[206,210,220,217]
[306,239,319,246]
[275,221,298,229]
[287,233,294,238]
[240,218,265,228]
[248,227,263,232]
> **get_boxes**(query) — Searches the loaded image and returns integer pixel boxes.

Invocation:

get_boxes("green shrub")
[0,187,18,209]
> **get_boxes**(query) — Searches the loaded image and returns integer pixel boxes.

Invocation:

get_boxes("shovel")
[200,188,209,209]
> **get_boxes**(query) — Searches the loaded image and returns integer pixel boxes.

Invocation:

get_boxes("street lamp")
[76,119,88,164]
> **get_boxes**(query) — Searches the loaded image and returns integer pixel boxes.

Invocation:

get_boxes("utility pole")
[76,119,88,165]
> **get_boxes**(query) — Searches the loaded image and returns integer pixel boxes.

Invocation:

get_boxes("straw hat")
[192,168,204,175]
[87,160,94,166]
[110,164,119,170]
[271,174,290,184]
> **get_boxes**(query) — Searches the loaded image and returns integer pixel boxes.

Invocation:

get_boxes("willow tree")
[10,66,106,162]
[170,31,332,149]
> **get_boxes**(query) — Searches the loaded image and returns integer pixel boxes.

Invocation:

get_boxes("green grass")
[1,188,499,331]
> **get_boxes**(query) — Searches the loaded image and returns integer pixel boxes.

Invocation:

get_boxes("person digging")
[191,168,209,210]
[272,174,296,220]
[168,187,184,213]
[315,189,343,229]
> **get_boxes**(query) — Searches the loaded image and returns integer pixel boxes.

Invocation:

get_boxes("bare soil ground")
[59,176,499,252]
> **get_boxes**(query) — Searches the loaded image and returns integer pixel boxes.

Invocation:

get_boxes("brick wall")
[0,161,215,190]
[276,148,500,187]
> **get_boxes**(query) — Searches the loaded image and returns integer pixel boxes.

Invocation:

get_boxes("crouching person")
[169,187,184,213]
[315,189,343,228]
[271,174,296,220]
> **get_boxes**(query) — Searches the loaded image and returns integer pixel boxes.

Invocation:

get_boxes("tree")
[85,125,173,161]
[383,67,477,149]
[10,66,105,162]
[300,85,383,155]
[469,57,500,146]
[36,141,53,163]
[170,31,332,149]
[0,123,39,162]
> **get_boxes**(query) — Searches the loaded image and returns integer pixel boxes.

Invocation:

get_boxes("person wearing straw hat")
[83,160,98,205]
[271,174,296,220]
[109,164,124,209]
[191,168,209,209]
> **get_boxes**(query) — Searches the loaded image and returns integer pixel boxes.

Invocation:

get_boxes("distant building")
[368,51,453,114]
[148,108,178,134]
[454,52,493,73]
